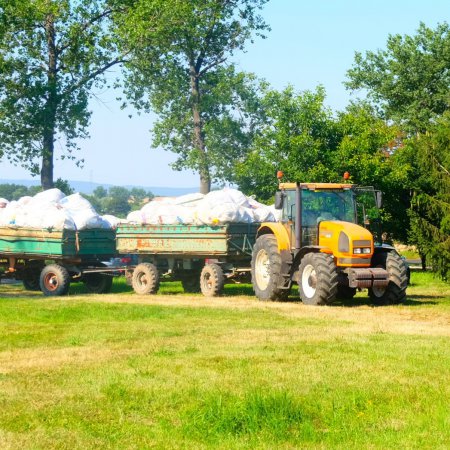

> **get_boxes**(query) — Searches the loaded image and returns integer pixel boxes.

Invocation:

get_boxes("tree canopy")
[0,0,123,189]
[346,22,450,276]
[407,114,450,279]
[116,0,269,193]
[346,22,450,133]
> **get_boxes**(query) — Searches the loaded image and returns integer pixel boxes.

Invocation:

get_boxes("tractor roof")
[279,182,353,190]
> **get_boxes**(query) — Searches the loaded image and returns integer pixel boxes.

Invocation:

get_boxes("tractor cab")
[251,178,408,306]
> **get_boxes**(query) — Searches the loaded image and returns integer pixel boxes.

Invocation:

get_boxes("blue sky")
[2,0,449,189]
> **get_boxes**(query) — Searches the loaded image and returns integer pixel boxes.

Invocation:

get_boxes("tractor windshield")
[301,189,356,225]
[281,188,357,247]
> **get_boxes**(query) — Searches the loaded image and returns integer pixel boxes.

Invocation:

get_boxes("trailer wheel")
[132,263,160,295]
[40,264,70,296]
[369,252,408,305]
[22,261,45,291]
[181,275,201,293]
[83,273,113,294]
[252,234,288,301]
[298,253,338,305]
[200,264,224,297]
[23,278,41,291]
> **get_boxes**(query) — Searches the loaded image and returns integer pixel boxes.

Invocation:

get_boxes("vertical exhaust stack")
[295,182,302,251]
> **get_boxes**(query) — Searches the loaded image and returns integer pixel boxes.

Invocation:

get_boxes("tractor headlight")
[353,247,371,255]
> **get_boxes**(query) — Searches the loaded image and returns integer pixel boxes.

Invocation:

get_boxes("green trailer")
[116,223,259,296]
[0,226,117,295]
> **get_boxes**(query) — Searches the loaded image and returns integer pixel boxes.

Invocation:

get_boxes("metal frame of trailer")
[116,223,260,297]
[0,226,118,296]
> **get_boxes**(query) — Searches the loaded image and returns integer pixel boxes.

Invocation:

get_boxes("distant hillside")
[0,179,198,197]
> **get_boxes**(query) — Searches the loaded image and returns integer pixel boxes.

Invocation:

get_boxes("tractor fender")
[256,223,291,252]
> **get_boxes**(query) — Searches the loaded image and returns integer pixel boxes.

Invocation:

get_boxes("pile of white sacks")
[0,187,276,230]
[127,188,276,225]
[0,188,122,230]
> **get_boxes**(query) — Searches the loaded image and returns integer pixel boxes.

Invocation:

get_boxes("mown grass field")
[0,272,449,449]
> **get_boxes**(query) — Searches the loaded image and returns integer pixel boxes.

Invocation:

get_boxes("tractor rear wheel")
[369,252,408,305]
[298,253,338,305]
[251,234,289,301]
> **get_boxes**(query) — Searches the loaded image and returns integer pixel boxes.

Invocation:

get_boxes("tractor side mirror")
[375,191,383,209]
[274,191,284,210]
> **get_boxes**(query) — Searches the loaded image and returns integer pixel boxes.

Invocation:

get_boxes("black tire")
[39,264,70,296]
[22,262,45,291]
[181,275,201,293]
[251,234,289,301]
[132,263,160,295]
[369,252,408,305]
[336,285,357,300]
[298,253,338,305]
[23,278,41,291]
[83,273,113,294]
[200,264,224,297]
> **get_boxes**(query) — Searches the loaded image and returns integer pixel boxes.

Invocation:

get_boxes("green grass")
[0,272,449,449]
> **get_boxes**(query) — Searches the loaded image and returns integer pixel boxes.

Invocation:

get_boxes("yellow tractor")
[251,179,408,305]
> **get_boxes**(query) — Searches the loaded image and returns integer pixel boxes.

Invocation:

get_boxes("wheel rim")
[255,249,270,290]
[43,273,59,291]
[137,271,149,288]
[301,264,317,298]
[202,272,212,291]
[372,263,387,297]
[371,284,386,297]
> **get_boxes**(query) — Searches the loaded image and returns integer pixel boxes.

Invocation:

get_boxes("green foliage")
[87,185,153,217]
[334,102,411,241]
[93,186,108,199]
[54,178,74,196]
[0,0,122,188]
[346,22,450,133]
[346,22,450,278]
[0,272,449,448]
[117,0,269,192]
[233,85,339,201]
[407,114,450,280]
[0,184,31,201]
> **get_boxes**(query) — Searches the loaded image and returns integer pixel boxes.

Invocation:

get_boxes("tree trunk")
[190,67,210,194]
[420,253,427,271]
[41,13,58,190]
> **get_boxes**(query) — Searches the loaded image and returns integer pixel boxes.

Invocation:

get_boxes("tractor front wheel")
[369,252,408,305]
[298,253,338,305]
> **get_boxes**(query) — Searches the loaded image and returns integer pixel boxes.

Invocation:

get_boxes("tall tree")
[346,22,450,276]
[407,114,450,278]
[0,0,123,189]
[117,0,269,193]
[346,22,450,133]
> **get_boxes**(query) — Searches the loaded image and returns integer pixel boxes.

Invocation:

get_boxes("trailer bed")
[116,223,259,257]
[0,226,116,259]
